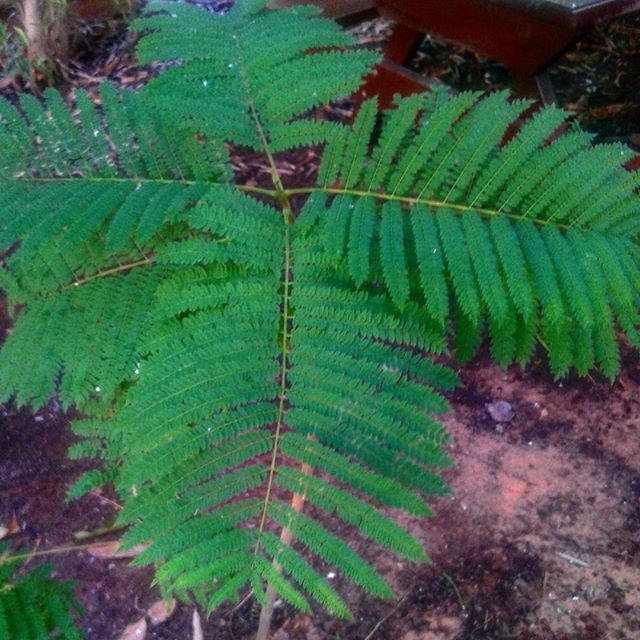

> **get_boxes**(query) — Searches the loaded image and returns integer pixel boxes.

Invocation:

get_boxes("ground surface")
[2,347,639,639]
[1,4,639,640]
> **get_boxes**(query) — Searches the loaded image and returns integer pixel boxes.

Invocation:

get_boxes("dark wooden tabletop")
[495,0,640,26]
[533,0,614,8]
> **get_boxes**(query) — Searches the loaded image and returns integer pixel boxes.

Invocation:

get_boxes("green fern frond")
[379,201,411,310]
[0,0,638,634]
[66,228,451,615]
[133,1,377,154]
[0,556,82,640]
[0,269,164,409]
[313,91,640,376]
[347,196,377,287]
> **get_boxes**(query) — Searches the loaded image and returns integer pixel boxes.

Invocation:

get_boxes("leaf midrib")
[19,175,576,232]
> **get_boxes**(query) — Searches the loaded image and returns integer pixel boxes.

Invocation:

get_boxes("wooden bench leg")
[512,69,556,105]
[383,22,424,65]
[356,59,436,109]
[374,22,560,108]
[353,22,430,110]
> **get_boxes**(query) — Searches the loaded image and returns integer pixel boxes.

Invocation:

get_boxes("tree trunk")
[20,0,45,66]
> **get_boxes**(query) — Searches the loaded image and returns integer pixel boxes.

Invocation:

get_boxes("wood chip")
[556,551,589,567]
[147,598,177,625]
[192,609,204,640]
[87,541,148,559]
[119,617,147,640]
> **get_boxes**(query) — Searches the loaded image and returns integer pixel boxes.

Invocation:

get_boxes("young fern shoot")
[0,1,638,638]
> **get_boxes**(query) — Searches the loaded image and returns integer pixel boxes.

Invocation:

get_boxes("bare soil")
[239,346,640,640]
[1,342,638,639]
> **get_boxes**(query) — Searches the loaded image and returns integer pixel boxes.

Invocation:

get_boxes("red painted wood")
[383,22,424,64]
[365,0,640,104]
[73,0,128,20]
[626,155,640,171]
[356,59,437,107]
[376,0,581,73]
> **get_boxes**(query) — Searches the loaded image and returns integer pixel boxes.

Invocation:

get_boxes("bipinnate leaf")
[0,0,637,631]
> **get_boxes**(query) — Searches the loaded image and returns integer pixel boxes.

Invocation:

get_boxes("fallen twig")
[362,585,414,640]
[556,551,589,567]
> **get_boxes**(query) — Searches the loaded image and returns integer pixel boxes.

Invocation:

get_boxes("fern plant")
[0,550,82,639]
[0,1,638,638]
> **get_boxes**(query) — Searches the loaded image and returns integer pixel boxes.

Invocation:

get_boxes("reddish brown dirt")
[1,342,638,639]
[264,346,640,640]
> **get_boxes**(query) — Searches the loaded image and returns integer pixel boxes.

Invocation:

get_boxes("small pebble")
[486,400,515,423]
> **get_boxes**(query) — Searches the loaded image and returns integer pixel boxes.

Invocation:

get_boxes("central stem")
[256,461,311,640]
[255,189,310,640]
[244,86,311,640]
[234,45,314,638]
[255,228,292,541]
